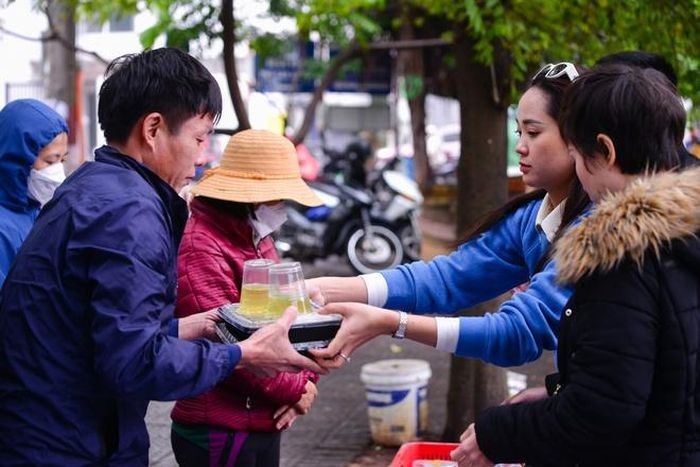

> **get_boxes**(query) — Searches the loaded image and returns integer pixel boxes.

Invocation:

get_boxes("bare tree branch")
[368,37,451,50]
[0,25,108,64]
[43,1,109,65]
[290,41,361,145]
[289,37,451,145]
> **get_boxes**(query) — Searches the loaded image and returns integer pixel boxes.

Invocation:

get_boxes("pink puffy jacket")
[171,198,317,432]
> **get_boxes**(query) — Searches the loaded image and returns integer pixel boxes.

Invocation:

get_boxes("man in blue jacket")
[0,48,322,466]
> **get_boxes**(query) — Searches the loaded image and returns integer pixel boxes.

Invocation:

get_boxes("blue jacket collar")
[94,145,188,242]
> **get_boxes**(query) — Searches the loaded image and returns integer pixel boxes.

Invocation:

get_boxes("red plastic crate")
[390,442,460,467]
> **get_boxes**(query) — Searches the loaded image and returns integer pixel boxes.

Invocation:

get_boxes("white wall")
[0,0,47,107]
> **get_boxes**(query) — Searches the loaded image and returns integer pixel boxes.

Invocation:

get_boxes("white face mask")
[250,202,288,239]
[27,162,66,207]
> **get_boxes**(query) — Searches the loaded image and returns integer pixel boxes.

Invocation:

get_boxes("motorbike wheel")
[398,222,421,262]
[346,224,404,274]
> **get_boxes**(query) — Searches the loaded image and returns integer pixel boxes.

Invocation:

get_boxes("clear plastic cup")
[239,259,275,317]
[268,262,313,318]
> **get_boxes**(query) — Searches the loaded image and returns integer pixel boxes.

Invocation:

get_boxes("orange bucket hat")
[192,129,322,206]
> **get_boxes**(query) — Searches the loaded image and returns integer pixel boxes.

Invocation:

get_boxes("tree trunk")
[220,0,251,130]
[441,31,509,441]
[398,5,432,191]
[442,294,510,440]
[45,0,75,108]
[44,0,82,172]
[453,41,508,229]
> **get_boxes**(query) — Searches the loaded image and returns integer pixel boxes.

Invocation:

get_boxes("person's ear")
[141,112,165,151]
[595,134,617,168]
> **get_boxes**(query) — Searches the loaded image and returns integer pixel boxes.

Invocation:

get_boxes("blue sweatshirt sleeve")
[455,259,571,365]
[381,200,571,366]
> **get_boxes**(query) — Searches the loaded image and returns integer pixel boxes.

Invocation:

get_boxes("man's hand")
[238,306,326,377]
[450,423,494,467]
[309,302,396,369]
[273,380,318,430]
[178,308,220,341]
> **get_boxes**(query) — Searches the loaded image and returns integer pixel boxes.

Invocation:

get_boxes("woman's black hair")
[98,48,222,144]
[559,64,685,174]
[197,196,251,219]
[458,64,587,246]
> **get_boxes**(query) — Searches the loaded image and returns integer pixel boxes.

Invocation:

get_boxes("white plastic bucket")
[360,359,432,446]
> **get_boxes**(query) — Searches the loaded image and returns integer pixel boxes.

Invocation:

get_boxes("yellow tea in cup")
[268,262,312,318]
[268,295,313,316]
[239,259,275,318]
[239,283,270,316]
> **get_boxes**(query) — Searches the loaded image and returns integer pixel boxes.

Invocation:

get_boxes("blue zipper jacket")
[0,99,68,287]
[382,198,573,366]
[0,146,240,466]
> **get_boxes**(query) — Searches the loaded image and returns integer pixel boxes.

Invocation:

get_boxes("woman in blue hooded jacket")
[0,99,68,286]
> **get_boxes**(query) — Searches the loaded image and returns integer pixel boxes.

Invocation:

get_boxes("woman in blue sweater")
[310,62,587,368]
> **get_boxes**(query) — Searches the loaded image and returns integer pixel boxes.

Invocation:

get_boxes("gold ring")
[338,352,351,362]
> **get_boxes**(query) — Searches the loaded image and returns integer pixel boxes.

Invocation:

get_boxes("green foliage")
[295,1,387,47]
[65,0,699,104]
[269,0,298,16]
[411,0,699,103]
[74,0,139,24]
[250,33,292,61]
[301,57,330,80]
[403,73,424,100]
[139,0,219,52]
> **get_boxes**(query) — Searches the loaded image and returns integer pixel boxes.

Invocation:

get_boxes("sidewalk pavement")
[146,336,554,466]
[146,336,450,466]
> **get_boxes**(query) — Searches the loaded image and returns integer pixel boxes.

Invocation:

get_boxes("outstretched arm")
[306,276,368,305]
[310,303,437,369]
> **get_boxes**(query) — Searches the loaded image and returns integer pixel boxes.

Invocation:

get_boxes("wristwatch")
[392,311,408,339]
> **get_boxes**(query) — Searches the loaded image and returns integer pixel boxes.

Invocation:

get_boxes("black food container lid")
[216,303,342,351]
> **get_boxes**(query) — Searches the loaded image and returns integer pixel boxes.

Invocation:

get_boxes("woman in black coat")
[453,65,700,466]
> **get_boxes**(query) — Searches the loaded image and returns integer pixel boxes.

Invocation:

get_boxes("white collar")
[535,194,565,242]
[248,218,266,247]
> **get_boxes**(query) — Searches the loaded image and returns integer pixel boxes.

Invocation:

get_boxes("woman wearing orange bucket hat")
[170,130,323,467]
[192,129,323,206]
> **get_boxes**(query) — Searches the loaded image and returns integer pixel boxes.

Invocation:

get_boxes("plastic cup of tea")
[239,259,275,318]
[268,262,313,318]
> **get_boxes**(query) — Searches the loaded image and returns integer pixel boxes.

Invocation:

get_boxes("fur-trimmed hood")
[554,167,700,284]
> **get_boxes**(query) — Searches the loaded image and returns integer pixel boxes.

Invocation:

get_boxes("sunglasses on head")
[534,62,579,82]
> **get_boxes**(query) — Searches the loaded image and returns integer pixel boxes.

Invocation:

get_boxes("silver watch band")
[392,311,408,339]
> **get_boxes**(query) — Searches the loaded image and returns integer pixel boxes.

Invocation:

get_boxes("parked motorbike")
[321,139,373,187]
[276,137,423,272]
[369,168,423,262]
[275,179,405,274]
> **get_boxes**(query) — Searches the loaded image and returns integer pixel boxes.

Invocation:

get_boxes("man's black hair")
[560,64,685,174]
[595,51,678,87]
[98,48,222,143]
